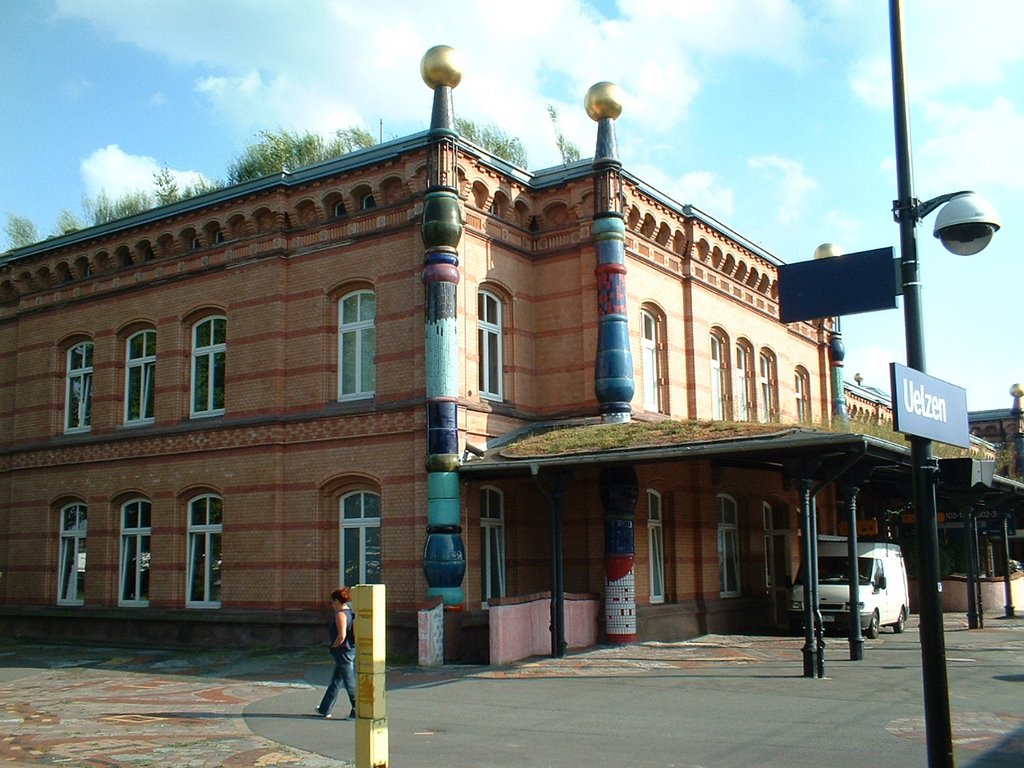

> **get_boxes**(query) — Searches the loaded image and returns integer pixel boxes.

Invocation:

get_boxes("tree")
[547,104,581,164]
[84,190,153,226]
[456,118,528,168]
[54,209,85,236]
[227,127,378,184]
[4,214,39,249]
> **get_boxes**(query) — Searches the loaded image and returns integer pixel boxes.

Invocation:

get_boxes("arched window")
[58,502,88,605]
[759,349,778,423]
[125,330,156,424]
[480,487,506,606]
[734,341,754,422]
[187,495,222,607]
[65,341,94,433]
[795,366,811,423]
[717,494,740,597]
[120,498,151,606]
[340,491,381,585]
[338,290,376,400]
[191,317,226,417]
[648,490,665,603]
[710,330,730,420]
[640,308,666,413]
[478,290,504,401]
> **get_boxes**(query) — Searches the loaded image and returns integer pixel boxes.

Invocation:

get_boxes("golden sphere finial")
[585,82,624,121]
[814,243,844,260]
[1011,383,1023,398]
[421,45,462,89]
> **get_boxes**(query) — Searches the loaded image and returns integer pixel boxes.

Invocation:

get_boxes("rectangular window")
[641,311,661,413]
[187,495,222,607]
[65,342,94,432]
[191,318,226,417]
[480,488,506,606]
[341,491,382,584]
[478,291,503,400]
[338,291,376,400]
[125,330,156,424]
[120,499,151,606]
[718,495,741,597]
[58,503,87,605]
[647,491,665,603]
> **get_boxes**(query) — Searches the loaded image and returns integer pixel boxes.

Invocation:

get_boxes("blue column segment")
[593,217,634,419]
[589,101,634,424]
[420,47,466,608]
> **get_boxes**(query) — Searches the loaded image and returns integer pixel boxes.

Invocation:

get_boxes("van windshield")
[795,556,874,585]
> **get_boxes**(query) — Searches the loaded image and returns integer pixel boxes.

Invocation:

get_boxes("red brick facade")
[0,133,830,652]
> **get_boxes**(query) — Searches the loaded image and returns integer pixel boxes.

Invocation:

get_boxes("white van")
[788,540,910,638]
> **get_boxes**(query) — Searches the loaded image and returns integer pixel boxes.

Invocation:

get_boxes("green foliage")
[54,209,85,236]
[4,214,39,249]
[227,127,378,184]
[154,167,223,206]
[547,104,581,164]
[84,190,154,226]
[456,117,528,168]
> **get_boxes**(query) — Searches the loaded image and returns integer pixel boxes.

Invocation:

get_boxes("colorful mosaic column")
[828,323,848,422]
[420,46,466,609]
[587,82,638,642]
[586,82,634,424]
[600,465,638,643]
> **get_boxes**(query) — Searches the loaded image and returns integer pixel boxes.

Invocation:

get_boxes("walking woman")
[315,586,356,719]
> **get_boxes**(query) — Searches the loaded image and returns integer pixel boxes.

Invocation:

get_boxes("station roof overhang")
[458,425,1024,512]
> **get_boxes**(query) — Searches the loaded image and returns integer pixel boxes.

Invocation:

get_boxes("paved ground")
[1,613,1022,767]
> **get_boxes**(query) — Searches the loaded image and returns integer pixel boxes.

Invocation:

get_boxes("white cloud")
[748,155,817,225]
[80,145,207,199]
[915,97,1024,194]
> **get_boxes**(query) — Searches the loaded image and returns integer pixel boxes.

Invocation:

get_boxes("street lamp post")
[888,2,1002,766]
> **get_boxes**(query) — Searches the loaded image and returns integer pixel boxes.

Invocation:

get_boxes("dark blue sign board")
[777,247,898,324]
[890,363,969,448]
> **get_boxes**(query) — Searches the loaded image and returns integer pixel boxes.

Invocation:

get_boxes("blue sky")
[1,0,1021,411]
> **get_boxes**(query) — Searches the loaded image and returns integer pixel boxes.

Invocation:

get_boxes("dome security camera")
[932,193,1001,256]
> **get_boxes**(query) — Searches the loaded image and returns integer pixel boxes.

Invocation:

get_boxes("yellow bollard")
[352,584,388,768]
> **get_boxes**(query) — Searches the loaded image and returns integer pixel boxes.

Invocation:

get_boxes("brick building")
[2,50,951,660]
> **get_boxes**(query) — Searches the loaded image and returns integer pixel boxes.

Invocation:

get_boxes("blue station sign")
[890,363,969,448]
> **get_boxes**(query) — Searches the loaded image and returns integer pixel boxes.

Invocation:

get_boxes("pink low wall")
[939,573,1024,613]
[488,592,599,665]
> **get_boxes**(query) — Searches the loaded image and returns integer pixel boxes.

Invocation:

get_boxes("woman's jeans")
[318,645,356,715]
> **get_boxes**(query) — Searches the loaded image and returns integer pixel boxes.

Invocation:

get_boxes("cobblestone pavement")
[2,614,1022,767]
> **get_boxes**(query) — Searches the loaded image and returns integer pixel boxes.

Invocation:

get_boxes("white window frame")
[119,498,152,606]
[338,290,376,401]
[478,290,504,401]
[735,342,752,422]
[480,487,506,607]
[190,317,226,417]
[57,502,88,605]
[186,495,222,608]
[647,490,665,604]
[710,332,728,420]
[717,494,741,597]
[795,366,811,422]
[641,310,661,413]
[65,341,93,433]
[125,330,156,425]
[340,491,382,585]
[759,350,777,423]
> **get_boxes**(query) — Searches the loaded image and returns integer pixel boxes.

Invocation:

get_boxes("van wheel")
[892,607,907,634]
[865,610,880,639]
